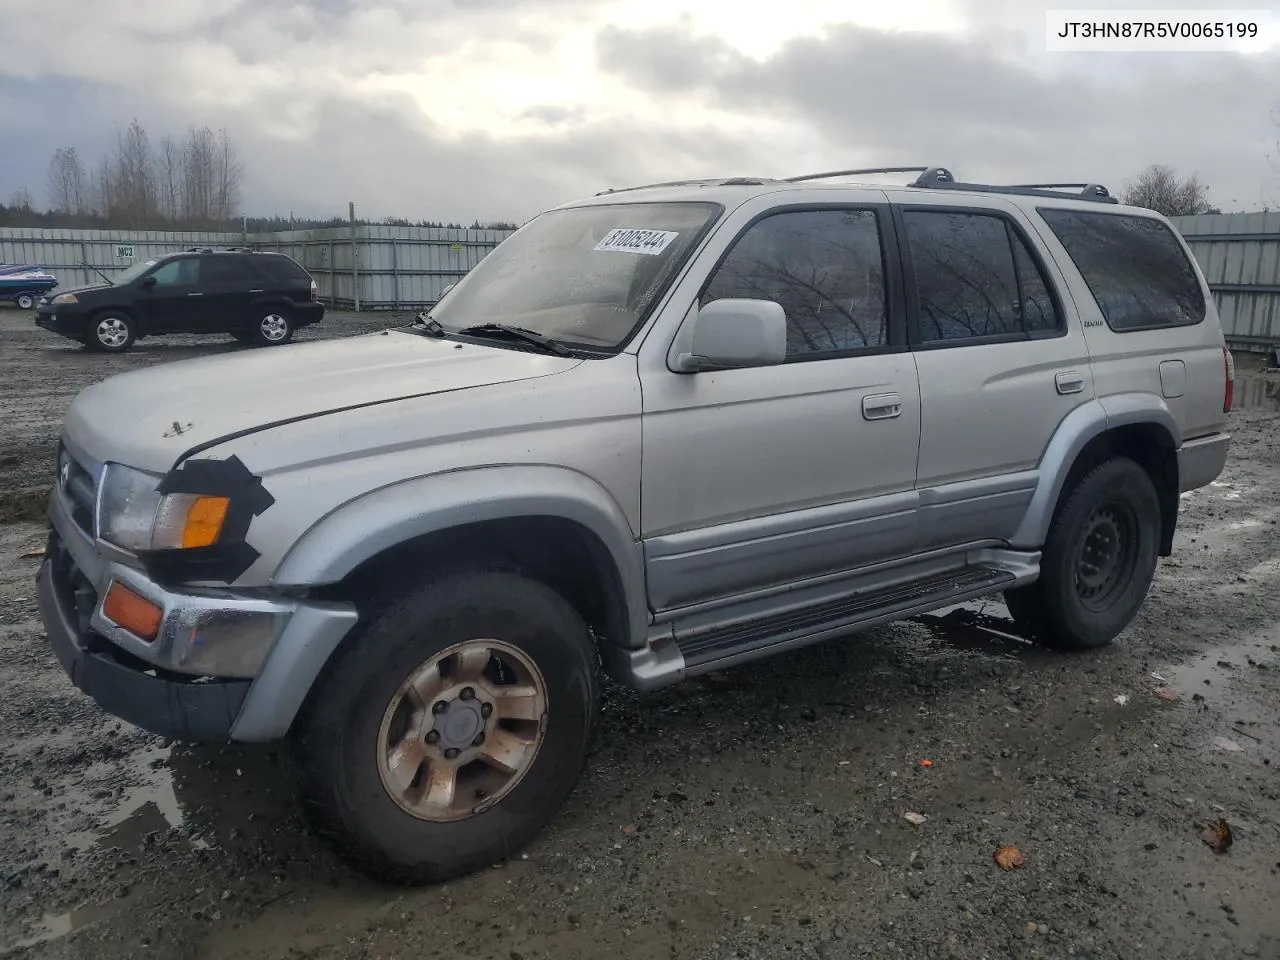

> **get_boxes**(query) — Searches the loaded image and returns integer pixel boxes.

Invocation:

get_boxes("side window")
[150,258,198,286]
[1012,237,1060,332]
[1037,209,1205,331]
[701,209,888,358]
[200,256,251,284]
[903,210,1060,343]
[251,256,310,284]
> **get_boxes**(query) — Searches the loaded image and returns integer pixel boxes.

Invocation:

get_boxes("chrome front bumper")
[40,472,357,742]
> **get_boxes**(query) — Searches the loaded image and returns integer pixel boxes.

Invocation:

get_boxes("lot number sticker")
[114,244,135,260]
[594,228,679,256]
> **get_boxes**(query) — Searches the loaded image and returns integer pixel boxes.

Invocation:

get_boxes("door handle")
[187,292,204,297]
[862,392,903,421]
[249,289,264,293]
[1055,371,1085,395]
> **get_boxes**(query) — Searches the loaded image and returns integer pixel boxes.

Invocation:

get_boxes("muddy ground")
[0,305,1278,960]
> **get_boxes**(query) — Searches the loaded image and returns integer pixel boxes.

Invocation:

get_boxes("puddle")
[911,599,1035,658]
[1233,375,1280,412]
[56,743,196,855]
[1164,627,1279,704]
[1,898,127,955]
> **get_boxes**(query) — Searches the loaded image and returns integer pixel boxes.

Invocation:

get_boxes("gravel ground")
[0,304,1278,960]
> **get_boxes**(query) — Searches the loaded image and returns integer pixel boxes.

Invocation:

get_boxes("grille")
[47,530,100,639]
[57,444,97,537]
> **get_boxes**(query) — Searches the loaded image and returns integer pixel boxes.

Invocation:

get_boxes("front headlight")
[98,464,164,550]
[98,463,230,552]
[51,293,79,305]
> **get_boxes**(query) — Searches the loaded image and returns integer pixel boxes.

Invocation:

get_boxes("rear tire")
[291,569,601,885]
[84,312,137,353]
[1004,457,1161,650]
[16,293,35,310]
[253,308,294,346]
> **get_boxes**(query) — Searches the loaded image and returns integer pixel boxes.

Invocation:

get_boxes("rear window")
[250,254,311,284]
[1037,209,1205,331]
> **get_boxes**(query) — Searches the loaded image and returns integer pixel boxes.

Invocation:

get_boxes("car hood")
[43,281,111,299]
[63,329,582,474]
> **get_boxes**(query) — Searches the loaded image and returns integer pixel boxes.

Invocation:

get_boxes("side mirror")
[673,298,787,372]
[140,276,157,289]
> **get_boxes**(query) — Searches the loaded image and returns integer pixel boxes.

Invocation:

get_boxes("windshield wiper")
[455,323,572,357]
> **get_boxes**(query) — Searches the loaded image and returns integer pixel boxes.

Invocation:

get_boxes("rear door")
[886,193,1095,550]
[196,255,255,333]
[1029,207,1228,443]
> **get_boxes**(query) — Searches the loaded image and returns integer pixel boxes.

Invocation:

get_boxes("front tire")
[292,570,601,885]
[253,308,294,346]
[1004,457,1161,650]
[84,312,137,353]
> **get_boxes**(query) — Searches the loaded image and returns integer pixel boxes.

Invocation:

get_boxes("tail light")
[1223,345,1234,413]
[310,279,318,302]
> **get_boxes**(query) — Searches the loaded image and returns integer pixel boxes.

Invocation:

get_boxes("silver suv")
[35,166,1233,884]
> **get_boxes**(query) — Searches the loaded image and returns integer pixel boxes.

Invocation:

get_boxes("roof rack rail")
[594,176,775,196]
[916,179,1119,204]
[184,246,214,253]
[783,166,956,184]
[1006,182,1116,201]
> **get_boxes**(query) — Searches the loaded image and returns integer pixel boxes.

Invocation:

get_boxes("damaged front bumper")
[36,474,357,743]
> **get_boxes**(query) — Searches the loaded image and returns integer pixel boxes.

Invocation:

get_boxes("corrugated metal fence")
[0,224,516,310]
[253,224,515,309]
[1169,212,1280,350]
[4,214,1279,337]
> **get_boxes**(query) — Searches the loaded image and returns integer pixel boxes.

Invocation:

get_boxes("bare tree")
[183,125,217,224]
[1121,164,1215,217]
[214,127,244,222]
[8,186,34,210]
[108,118,159,227]
[157,136,182,220]
[45,147,86,214]
[87,155,114,217]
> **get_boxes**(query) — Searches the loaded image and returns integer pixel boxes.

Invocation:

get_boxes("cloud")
[595,21,1280,208]
[0,0,1276,221]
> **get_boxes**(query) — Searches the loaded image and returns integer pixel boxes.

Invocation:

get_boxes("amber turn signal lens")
[102,581,163,641]
[182,495,230,548]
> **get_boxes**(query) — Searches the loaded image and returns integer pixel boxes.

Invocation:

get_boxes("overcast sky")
[1,0,1277,223]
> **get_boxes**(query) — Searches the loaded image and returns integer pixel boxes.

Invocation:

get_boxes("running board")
[675,566,1016,674]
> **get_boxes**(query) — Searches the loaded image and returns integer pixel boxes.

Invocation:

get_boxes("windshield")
[112,259,159,285]
[427,201,721,350]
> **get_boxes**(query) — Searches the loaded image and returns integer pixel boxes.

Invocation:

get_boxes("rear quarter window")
[1036,208,1205,331]
[250,255,311,285]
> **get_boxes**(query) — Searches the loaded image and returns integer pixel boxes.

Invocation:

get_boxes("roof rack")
[783,166,1117,202]
[1005,182,1116,201]
[783,166,955,184]
[184,247,214,253]
[594,176,776,196]
[596,167,1120,204]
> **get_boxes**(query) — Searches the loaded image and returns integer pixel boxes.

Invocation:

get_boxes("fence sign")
[114,244,135,261]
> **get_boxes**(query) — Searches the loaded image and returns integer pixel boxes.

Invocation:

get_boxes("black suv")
[34,248,324,353]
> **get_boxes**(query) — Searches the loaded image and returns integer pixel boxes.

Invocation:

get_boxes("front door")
[138,256,201,333]
[886,194,1096,550]
[639,202,923,614]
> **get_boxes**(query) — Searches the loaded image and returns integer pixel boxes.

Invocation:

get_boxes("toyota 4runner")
[35,166,1233,884]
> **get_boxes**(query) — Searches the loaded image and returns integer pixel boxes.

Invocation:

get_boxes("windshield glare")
[113,259,158,285]
[428,201,721,349]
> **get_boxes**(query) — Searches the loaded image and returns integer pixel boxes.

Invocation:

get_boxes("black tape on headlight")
[138,454,276,586]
